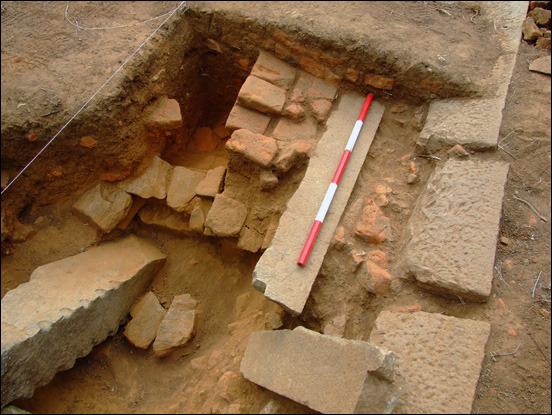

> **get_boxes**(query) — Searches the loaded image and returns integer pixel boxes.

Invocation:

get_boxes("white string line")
[1,1,188,196]
[65,1,183,31]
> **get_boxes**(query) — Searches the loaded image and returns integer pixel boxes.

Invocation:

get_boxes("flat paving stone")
[1,235,166,406]
[237,75,287,115]
[252,93,384,315]
[416,98,506,152]
[240,326,396,414]
[370,311,491,414]
[251,51,297,90]
[400,159,509,302]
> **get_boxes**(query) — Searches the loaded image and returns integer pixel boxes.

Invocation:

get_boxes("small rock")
[124,292,166,349]
[310,99,332,123]
[447,144,470,159]
[331,226,347,251]
[118,156,174,199]
[259,399,281,414]
[79,136,98,148]
[290,88,305,103]
[195,166,226,198]
[151,98,182,130]
[355,199,391,244]
[189,207,206,233]
[273,140,312,174]
[406,173,418,184]
[536,36,551,50]
[1,405,31,414]
[212,125,231,140]
[398,304,422,313]
[73,183,133,233]
[358,260,393,297]
[204,194,247,237]
[529,7,551,26]
[540,308,550,318]
[529,55,551,75]
[375,184,392,194]
[260,171,279,191]
[499,236,511,245]
[153,294,198,357]
[238,226,264,253]
[366,250,388,268]
[323,314,348,337]
[522,17,543,42]
[364,73,394,90]
[284,103,305,122]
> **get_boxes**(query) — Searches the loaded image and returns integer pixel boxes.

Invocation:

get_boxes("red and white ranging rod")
[297,93,374,267]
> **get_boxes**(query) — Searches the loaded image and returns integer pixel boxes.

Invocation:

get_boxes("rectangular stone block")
[251,51,297,90]
[400,159,509,301]
[240,326,396,414]
[1,235,166,406]
[370,311,491,414]
[225,105,271,135]
[237,75,287,115]
[252,93,384,315]
[417,98,505,153]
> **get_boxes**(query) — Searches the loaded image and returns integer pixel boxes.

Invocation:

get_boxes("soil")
[1,2,550,414]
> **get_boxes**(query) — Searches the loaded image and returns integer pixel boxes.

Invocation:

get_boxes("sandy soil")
[1,2,550,414]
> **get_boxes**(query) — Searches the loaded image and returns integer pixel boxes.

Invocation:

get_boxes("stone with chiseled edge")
[399,158,509,301]
[124,291,166,349]
[370,311,491,414]
[1,235,166,406]
[240,326,397,414]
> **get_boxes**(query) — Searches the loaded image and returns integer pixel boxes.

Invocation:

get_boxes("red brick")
[420,79,443,89]
[366,250,387,269]
[331,226,347,251]
[364,73,394,90]
[284,103,305,122]
[290,88,305,103]
[299,57,325,78]
[273,140,312,173]
[251,51,297,90]
[272,117,317,144]
[237,76,287,115]
[151,98,182,129]
[273,29,305,57]
[305,77,338,101]
[310,99,332,123]
[359,260,393,298]
[345,68,360,83]
[321,53,343,68]
[226,129,278,168]
[225,104,271,134]
[355,199,390,244]
[323,68,342,85]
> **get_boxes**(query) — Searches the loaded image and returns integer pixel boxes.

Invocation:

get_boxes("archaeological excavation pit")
[2,2,551,414]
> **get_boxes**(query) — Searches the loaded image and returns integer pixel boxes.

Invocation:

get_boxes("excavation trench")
[2,4,491,414]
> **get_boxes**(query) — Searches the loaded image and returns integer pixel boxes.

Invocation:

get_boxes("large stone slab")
[416,98,505,153]
[1,235,166,406]
[118,156,174,199]
[73,182,132,233]
[370,311,491,414]
[400,159,509,302]
[240,326,396,414]
[252,93,384,315]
